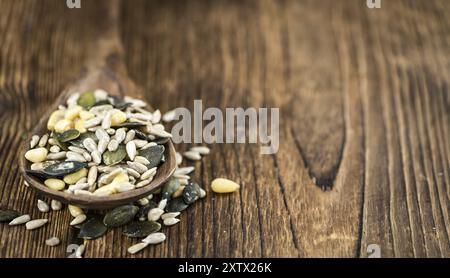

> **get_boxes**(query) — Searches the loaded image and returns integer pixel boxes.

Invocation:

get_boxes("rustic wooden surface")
[0,0,449,258]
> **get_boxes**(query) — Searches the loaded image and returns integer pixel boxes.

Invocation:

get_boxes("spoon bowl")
[18,1,177,209]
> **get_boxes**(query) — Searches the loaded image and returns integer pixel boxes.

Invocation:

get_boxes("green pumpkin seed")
[117,122,146,129]
[136,201,157,221]
[102,145,127,166]
[109,96,132,110]
[56,129,80,143]
[0,209,21,222]
[139,145,165,169]
[43,161,87,177]
[103,205,139,227]
[161,177,180,201]
[77,91,96,109]
[70,132,98,148]
[26,169,51,179]
[78,216,108,240]
[183,182,201,204]
[53,136,69,151]
[123,221,161,238]
[166,197,189,212]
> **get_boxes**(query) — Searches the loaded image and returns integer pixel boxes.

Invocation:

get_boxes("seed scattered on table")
[45,237,60,247]
[9,214,31,226]
[26,219,48,230]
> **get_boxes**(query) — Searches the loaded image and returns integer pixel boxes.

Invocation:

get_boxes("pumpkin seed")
[123,221,161,238]
[56,129,80,143]
[102,145,127,166]
[166,197,189,212]
[0,209,21,222]
[139,145,165,169]
[183,182,201,205]
[161,178,180,200]
[77,91,96,109]
[78,216,107,239]
[43,161,87,177]
[103,205,139,227]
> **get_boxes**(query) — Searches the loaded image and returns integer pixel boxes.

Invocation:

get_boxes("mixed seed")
[0,89,243,257]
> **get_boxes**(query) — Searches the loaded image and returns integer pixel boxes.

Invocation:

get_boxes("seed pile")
[24,90,171,196]
[0,89,242,257]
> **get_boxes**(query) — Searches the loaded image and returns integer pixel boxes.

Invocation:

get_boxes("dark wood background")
[0,0,449,258]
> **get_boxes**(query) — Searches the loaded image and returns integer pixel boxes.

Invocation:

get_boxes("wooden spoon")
[19,0,176,209]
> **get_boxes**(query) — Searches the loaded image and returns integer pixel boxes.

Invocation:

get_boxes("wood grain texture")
[0,0,449,258]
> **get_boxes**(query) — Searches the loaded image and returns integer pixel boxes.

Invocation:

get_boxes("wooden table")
[0,0,449,258]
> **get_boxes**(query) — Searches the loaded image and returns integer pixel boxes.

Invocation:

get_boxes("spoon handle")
[84,0,126,76]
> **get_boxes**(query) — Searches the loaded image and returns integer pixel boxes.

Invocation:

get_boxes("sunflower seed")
[97,137,109,154]
[137,198,149,206]
[102,111,112,129]
[70,214,87,226]
[126,161,147,174]
[132,139,148,148]
[26,219,48,230]
[75,244,85,258]
[87,166,98,186]
[178,178,189,185]
[176,152,183,165]
[147,208,164,221]
[66,151,87,162]
[9,214,31,226]
[136,179,152,188]
[95,128,110,141]
[66,92,79,107]
[174,174,190,180]
[51,200,62,211]
[84,116,102,128]
[126,141,137,161]
[68,146,85,154]
[141,167,157,180]
[133,156,149,165]
[124,130,136,144]
[124,221,161,238]
[158,199,168,210]
[99,168,123,184]
[107,139,119,152]
[174,167,195,175]
[37,200,50,213]
[38,134,49,147]
[48,138,57,146]
[162,109,177,122]
[161,212,180,220]
[127,242,149,254]
[94,89,108,101]
[45,237,60,247]
[199,188,206,198]
[103,205,139,227]
[91,150,102,164]
[30,135,40,148]
[69,182,89,192]
[190,146,210,155]
[83,138,97,153]
[163,218,180,226]
[49,145,61,153]
[183,151,201,161]
[68,205,84,217]
[115,183,135,193]
[82,152,92,162]
[126,168,141,179]
[140,142,157,150]
[142,232,166,245]
[24,180,30,187]
[148,126,171,138]
[107,128,116,135]
[76,177,87,184]
[47,151,67,160]
[74,190,93,196]
[114,128,126,144]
